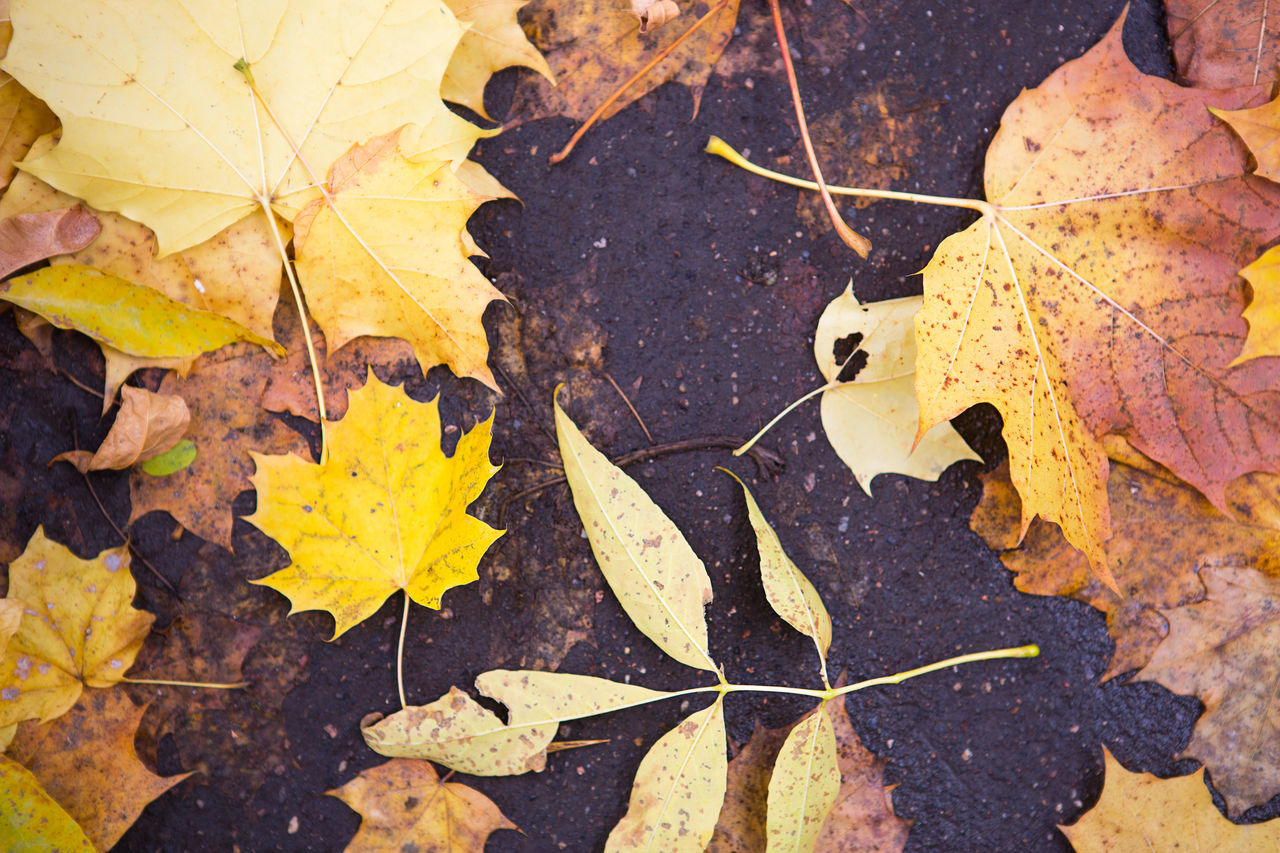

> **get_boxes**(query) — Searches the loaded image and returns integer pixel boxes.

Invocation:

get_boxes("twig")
[494,361,558,446]
[76,455,177,595]
[549,0,731,164]
[605,372,654,445]
[56,367,105,401]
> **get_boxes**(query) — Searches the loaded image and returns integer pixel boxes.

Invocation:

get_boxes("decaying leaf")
[0,528,153,726]
[509,0,740,128]
[555,393,717,673]
[0,206,98,278]
[362,671,671,773]
[721,470,831,673]
[1165,0,1279,88]
[765,704,840,853]
[53,386,189,473]
[442,0,553,118]
[709,721,789,851]
[291,129,506,388]
[813,695,909,851]
[605,698,728,853]
[249,372,502,639]
[1136,565,1280,812]
[8,689,189,851]
[330,759,517,853]
[1059,748,1280,851]
[815,287,978,494]
[0,755,94,853]
[915,12,1280,580]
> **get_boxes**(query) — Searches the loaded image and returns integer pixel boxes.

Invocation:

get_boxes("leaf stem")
[397,591,410,709]
[122,676,248,689]
[734,382,833,456]
[706,136,993,215]
[830,644,1040,696]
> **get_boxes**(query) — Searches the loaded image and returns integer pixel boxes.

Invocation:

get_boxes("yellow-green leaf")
[0,756,95,853]
[605,698,728,852]
[0,264,283,359]
[554,393,717,673]
[140,439,197,476]
[765,705,840,853]
[248,371,503,639]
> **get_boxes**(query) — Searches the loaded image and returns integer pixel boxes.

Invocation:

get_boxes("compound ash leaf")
[442,0,553,119]
[362,672,672,773]
[765,705,840,853]
[814,287,978,494]
[1059,748,1280,851]
[555,393,717,673]
[1136,565,1280,812]
[0,756,94,853]
[292,129,506,388]
[53,386,189,473]
[0,206,99,278]
[721,470,831,670]
[0,528,153,726]
[8,689,190,851]
[916,12,1280,579]
[248,371,502,639]
[330,759,517,853]
[4,0,483,256]
[1165,0,1280,88]
[605,698,727,853]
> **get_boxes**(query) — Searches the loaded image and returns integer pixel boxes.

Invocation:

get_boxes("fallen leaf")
[0,4,56,192]
[330,758,516,853]
[0,755,94,853]
[915,12,1280,578]
[8,689,190,851]
[709,722,788,852]
[442,0,553,119]
[721,469,831,672]
[766,704,840,853]
[605,697,727,853]
[1233,243,1280,366]
[52,386,189,473]
[1059,747,1280,850]
[129,345,309,551]
[0,264,282,360]
[815,287,978,494]
[139,439,197,477]
[362,671,671,773]
[1165,0,1279,88]
[555,393,717,673]
[813,696,909,851]
[0,528,153,726]
[0,206,98,278]
[509,0,741,128]
[1136,565,1280,812]
[248,371,502,639]
[971,453,1280,678]
[291,129,506,387]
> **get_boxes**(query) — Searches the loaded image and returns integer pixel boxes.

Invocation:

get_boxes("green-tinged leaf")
[720,470,831,665]
[766,705,840,853]
[815,287,979,494]
[0,264,284,359]
[605,698,728,852]
[140,439,197,476]
[554,393,717,673]
[0,756,96,853]
[361,674,674,775]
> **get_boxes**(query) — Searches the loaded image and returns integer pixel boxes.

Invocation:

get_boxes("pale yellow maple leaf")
[442,0,553,119]
[247,372,503,639]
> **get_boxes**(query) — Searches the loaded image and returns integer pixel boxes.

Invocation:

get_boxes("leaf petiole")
[122,676,248,690]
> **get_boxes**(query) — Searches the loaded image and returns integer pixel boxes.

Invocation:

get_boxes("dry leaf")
[765,705,840,853]
[248,371,502,639]
[814,696,909,851]
[0,755,94,852]
[815,287,978,493]
[330,759,516,853]
[509,0,740,128]
[1165,0,1280,88]
[555,393,717,673]
[605,697,727,853]
[53,386,189,473]
[442,0,553,118]
[709,721,789,851]
[1136,565,1280,812]
[0,4,56,192]
[291,129,506,388]
[8,689,190,851]
[363,671,670,773]
[0,206,98,278]
[129,345,309,551]
[1059,747,1280,850]
[1235,243,1280,366]
[631,0,680,33]
[915,12,1280,580]
[0,528,153,726]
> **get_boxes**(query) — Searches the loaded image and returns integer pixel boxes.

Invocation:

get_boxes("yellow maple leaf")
[247,371,503,639]
[442,0,553,120]
[0,529,154,726]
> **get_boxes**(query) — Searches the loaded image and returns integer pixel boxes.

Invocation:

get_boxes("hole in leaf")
[833,333,868,382]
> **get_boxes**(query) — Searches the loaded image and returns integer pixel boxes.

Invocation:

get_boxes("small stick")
[550,0,731,164]
[396,591,410,709]
[122,676,248,689]
[77,461,177,595]
[605,373,654,445]
[494,362,558,446]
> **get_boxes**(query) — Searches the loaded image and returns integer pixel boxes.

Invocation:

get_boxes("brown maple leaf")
[1166,0,1280,88]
